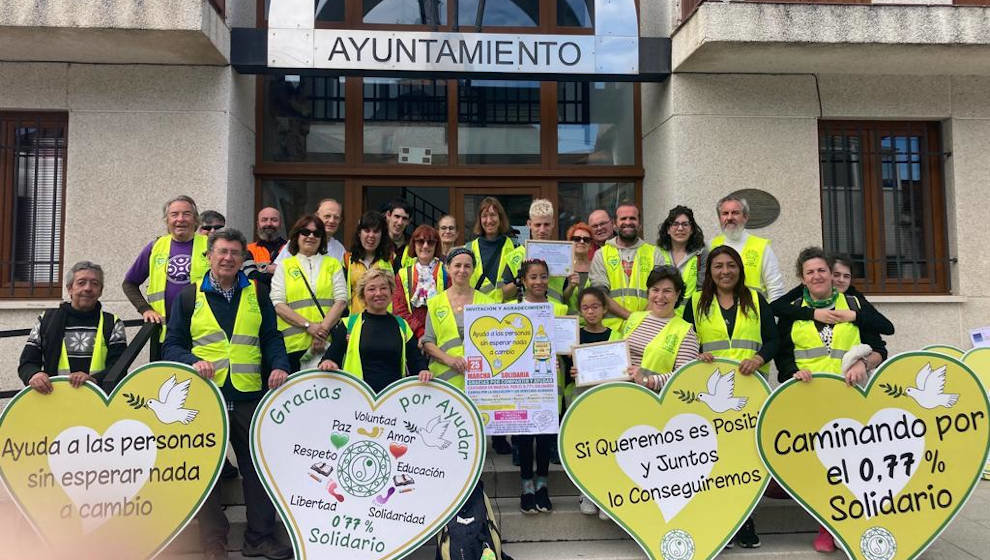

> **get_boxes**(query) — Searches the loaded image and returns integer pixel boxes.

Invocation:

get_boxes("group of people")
[17,192,895,558]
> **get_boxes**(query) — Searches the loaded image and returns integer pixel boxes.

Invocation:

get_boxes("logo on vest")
[289,267,302,279]
[663,333,679,354]
[744,249,759,268]
[436,308,449,321]
[608,257,619,268]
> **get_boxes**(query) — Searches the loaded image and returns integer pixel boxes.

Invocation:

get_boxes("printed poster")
[463,302,559,435]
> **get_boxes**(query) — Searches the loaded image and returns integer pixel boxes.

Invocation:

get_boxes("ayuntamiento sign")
[267,0,640,76]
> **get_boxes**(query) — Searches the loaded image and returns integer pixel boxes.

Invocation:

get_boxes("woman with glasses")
[272,215,348,372]
[393,225,449,339]
[561,222,595,316]
[656,206,707,307]
[344,211,393,315]
[437,214,458,261]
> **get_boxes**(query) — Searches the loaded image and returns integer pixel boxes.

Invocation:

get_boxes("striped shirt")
[626,314,699,390]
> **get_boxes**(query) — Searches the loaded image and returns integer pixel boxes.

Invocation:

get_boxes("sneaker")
[520,492,538,514]
[579,495,598,515]
[735,517,761,548]
[814,526,836,553]
[724,541,734,549]
[492,436,512,455]
[241,538,293,559]
[598,509,610,521]
[534,487,552,513]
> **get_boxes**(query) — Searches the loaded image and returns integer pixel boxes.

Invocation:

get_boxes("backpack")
[435,481,511,560]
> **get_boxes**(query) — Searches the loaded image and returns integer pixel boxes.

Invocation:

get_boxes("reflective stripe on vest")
[57,312,112,376]
[547,276,566,306]
[691,289,767,374]
[790,293,861,375]
[190,283,264,392]
[601,243,656,316]
[399,261,446,313]
[148,234,209,341]
[425,290,492,389]
[623,311,692,377]
[343,313,413,381]
[467,238,518,300]
[710,234,769,297]
[278,255,343,353]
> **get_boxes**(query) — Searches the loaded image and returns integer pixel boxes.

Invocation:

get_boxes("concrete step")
[161,533,827,560]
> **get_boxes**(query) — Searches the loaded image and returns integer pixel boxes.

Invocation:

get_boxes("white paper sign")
[251,372,485,560]
[463,302,559,435]
[525,240,574,276]
[553,316,579,355]
[574,340,631,386]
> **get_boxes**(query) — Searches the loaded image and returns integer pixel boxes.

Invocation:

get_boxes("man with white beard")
[709,195,785,301]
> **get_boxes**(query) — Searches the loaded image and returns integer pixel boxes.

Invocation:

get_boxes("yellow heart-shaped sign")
[0,362,227,559]
[467,313,533,376]
[961,347,990,478]
[758,352,990,560]
[560,360,771,560]
[251,371,485,560]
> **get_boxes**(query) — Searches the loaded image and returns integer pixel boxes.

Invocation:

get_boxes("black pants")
[198,399,278,549]
[287,350,305,374]
[515,434,554,479]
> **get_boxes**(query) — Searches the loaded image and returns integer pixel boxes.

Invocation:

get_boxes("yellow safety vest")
[710,234,770,297]
[148,234,209,341]
[622,311,693,377]
[344,255,393,314]
[468,237,520,300]
[342,312,414,381]
[600,243,657,332]
[278,255,342,354]
[190,282,264,393]
[691,290,768,375]
[566,274,592,318]
[56,312,113,376]
[398,260,447,312]
[790,294,862,374]
[426,290,493,388]
[659,248,699,304]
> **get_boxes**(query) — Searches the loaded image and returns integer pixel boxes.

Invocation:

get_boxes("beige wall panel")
[818,74,951,118]
[951,76,990,119]
[944,118,990,297]
[68,64,229,112]
[873,302,963,355]
[63,110,229,305]
[668,73,819,118]
[0,62,68,109]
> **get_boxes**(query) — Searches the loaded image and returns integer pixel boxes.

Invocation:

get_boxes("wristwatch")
[304,321,311,329]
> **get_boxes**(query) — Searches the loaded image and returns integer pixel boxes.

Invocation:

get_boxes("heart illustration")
[251,371,485,560]
[331,432,349,449]
[467,313,534,376]
[0,362,228,559]
[961,348,990,478]
[560,360,770,560]
[757,352,990,560]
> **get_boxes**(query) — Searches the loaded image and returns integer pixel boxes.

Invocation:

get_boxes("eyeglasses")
[670,221,692,230]
[201,224,224,231]
[438,226,456,232]
[299,229,320,238]
[570,235,592,244]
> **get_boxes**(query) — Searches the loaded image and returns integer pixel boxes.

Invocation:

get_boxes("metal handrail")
[0,318,157,398]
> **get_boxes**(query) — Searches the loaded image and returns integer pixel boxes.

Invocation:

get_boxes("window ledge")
[0,300,62,311]
[867,295,966,304]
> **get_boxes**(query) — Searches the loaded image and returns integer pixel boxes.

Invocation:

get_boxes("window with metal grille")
[819,121,949,294]
[0,112,67,299]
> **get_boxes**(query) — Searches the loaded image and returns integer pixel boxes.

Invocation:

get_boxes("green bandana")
[803,286,838,309]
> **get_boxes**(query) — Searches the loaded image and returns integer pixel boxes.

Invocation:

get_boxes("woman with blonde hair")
[320,268,431,392]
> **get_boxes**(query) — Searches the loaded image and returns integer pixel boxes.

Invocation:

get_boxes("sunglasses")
[299,229,321,238]
[415,238,437,245]
[570,235,592,244]
[201,224,224,231]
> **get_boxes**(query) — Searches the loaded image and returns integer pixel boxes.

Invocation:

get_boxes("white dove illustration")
[905,363,959,409]
[697,370,748,413]
[146,375,199,424]
[416,415,452,449]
